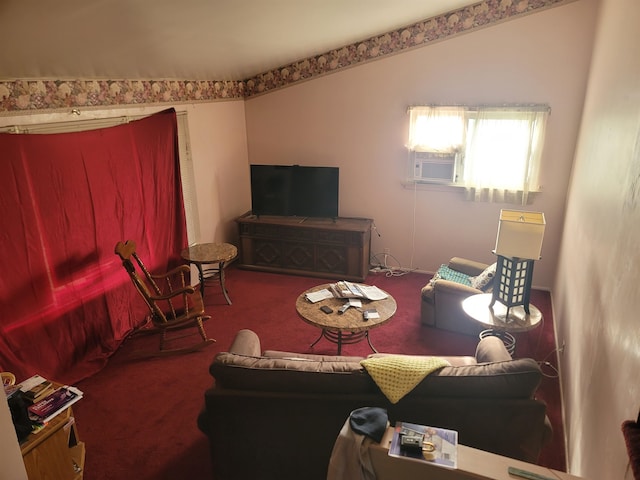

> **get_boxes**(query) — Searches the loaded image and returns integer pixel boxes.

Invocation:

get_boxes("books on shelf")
[18,374,83,424]
[329,281,388,301]
[28,386,83,424]
[388,421,458,469]
[19,374,54,403]
[19,374,54,402]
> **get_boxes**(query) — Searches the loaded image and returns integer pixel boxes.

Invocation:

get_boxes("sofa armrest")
[449,257,490,277]
[228,329,262,356]
[433,279,482,296]
[429,280,484,336]
[475,336,512,363]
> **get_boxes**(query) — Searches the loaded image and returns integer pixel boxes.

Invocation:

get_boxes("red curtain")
[0,108,187,384]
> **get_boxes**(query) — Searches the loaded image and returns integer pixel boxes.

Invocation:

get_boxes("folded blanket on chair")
[360,355,450,404]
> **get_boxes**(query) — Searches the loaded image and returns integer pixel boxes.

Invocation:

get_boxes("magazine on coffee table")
[388,421,458,469]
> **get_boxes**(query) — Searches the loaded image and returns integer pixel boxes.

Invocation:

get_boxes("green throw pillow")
[430,265,472,287]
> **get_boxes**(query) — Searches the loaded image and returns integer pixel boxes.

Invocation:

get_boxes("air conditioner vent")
[411,151,456,183]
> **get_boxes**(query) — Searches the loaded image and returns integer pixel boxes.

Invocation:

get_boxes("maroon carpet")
[73,267,565,479]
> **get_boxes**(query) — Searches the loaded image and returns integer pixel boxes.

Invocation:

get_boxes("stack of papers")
[305,288,334,303]
[329,281,388,301]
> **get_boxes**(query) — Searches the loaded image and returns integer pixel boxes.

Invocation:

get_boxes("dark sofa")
[198,329,552,480]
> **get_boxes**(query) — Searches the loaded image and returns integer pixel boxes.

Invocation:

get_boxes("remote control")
[507,466,556,480]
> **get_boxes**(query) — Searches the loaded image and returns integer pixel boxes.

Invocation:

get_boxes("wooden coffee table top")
[296,283,397,333]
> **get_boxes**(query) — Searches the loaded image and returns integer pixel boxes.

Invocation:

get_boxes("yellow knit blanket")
[360,355,450,404]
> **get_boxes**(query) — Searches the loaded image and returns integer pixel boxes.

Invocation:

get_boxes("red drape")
[0,108,187,384]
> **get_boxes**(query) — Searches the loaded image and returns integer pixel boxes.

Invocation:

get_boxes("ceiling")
[0,0,479,82]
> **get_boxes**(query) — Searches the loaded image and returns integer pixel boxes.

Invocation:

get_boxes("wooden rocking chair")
[115,240,215,355]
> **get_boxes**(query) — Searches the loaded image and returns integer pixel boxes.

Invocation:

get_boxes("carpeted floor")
[73,266,565,479]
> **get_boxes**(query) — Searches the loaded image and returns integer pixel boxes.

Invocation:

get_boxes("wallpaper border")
[0,0,569,114]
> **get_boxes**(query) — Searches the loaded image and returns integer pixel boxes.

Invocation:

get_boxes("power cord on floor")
[538,346,560,379]
[530,316,560,379]
[369,252,415,277]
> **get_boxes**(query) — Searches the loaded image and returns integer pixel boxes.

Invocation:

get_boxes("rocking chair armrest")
[148,285,198,301]
[149,264,191,280]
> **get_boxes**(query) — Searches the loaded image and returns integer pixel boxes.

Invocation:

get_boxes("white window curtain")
[408,106,465,152]
[463,107,548,205]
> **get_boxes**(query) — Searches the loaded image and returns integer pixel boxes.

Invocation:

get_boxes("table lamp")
[490,210,545,319]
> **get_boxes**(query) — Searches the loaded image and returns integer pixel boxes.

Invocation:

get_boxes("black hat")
[349,407,388,443]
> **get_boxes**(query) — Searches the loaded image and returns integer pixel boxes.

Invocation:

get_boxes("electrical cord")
[530,314,561,379]
[538,346,560,379]
[369,252,415,277]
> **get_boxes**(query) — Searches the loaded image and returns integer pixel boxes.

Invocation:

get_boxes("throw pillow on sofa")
[469,263,497,291]
[430,265,472,287]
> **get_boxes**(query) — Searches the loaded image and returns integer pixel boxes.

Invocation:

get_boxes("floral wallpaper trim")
[0,80,245,115]
[0,0,570,114]
[244,0,571,97]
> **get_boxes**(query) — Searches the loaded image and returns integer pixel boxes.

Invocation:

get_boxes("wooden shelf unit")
[236,212,373,281]
[21,406,85,480]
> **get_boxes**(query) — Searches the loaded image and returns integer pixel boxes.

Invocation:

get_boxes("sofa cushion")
[263,350,364,363]
[366,353,541,398]
[469,262,497,291]
[475,335,512,363]
[360,355,451,403]
[210,352,376,394]
[410,358,542,398]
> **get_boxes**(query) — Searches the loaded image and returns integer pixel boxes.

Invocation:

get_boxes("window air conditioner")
[411,151,456,183]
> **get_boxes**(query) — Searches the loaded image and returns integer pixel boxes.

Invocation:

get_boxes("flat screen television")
[250,164,339,218]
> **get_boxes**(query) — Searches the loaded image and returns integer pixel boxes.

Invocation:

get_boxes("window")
[407,105,549,203]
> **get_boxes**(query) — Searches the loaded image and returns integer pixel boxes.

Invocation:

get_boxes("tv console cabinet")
[236,212,372,281]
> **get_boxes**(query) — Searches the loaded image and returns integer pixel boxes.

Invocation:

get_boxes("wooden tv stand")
[236,212,372,281]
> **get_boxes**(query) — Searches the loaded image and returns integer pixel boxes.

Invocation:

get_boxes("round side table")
[462,293,542,355]
[180,243,237,305]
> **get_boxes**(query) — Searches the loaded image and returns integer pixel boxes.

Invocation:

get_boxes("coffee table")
[180,243,237,304]
[462,293,543,355]
[296,283,397,354]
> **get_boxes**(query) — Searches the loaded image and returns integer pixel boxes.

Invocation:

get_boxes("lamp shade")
[494,210,545,260]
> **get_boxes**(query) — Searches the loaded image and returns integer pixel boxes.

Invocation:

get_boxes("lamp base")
[490,256,535,317]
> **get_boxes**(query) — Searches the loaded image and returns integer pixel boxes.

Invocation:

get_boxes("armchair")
[421,257,495,336]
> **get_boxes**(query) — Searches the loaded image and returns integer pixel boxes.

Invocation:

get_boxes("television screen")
[250,165,339,218]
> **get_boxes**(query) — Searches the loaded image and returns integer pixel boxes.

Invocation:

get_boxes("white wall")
[179,102,250,243]
[555,0,640,477]
[244,0,598,288]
